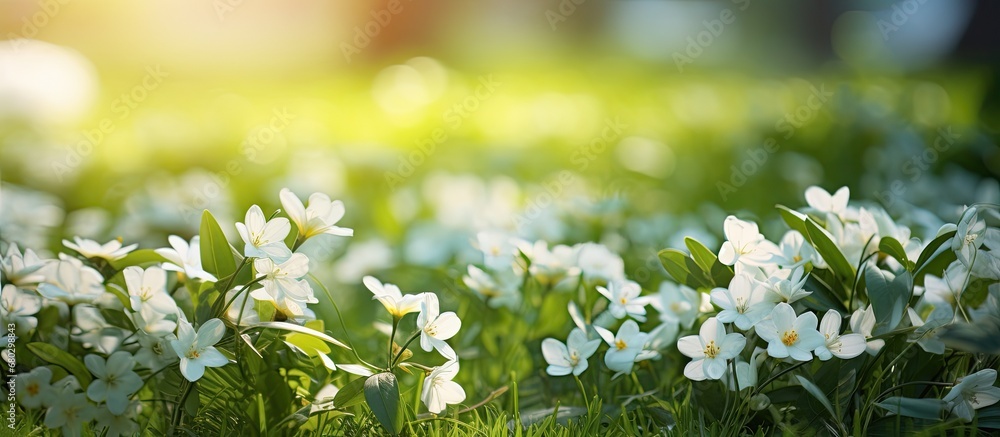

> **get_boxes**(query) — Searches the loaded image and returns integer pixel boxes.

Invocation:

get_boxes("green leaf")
[199,210,237,281]
[99,308,136,331]
[333,377,367,409]
[685,237,734,287]
[876,396,946,420]
[914,231,957,272]
[250,321,350,350]
[865,267,910,335]
[103,284,132,311]
[26,343,92,389]
[776,204,810,237]
[657,249,713,290]
[108,249,169,270]
[794,375,836,421]
[878,237,914,271]
[364,372,402,435]
[804,219,855,283]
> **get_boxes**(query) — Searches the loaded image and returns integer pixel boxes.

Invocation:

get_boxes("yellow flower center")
[703,340,720,359]
[186,349,201,359]
[569,351,580,366]
[424,324,438,337]
[781,330,798,346]
[615,339,627,351]
[27,383,39,396]
[792,254,802,263]
[619,297,628,305]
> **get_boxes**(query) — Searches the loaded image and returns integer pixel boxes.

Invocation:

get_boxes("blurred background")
[1,0,999,381]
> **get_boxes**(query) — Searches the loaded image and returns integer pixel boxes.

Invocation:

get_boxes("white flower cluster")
[0,188,357,436]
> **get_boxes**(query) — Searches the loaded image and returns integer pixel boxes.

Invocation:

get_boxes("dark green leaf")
[865,267,909,334]
[685,237,735,287]
[878,237,913,271]
[333,377,367,409]
[26,343,92,389]
[657,249,713,290]
[876,396,945,420]
[794,375,836,420]
[914,231,957,272]
[99,308,136,331]
[804,219,855,283]
[199,210,237,281]
[364,372,402,435]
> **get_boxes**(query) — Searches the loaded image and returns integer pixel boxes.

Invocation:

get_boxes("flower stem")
[390,330,422,368]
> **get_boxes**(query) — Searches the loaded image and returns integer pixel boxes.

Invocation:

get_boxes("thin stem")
[752,360,809,397]
[170,380,194,433]
[875,381,954,401]
[218,275,267,319]
[573,375,588,405]
[390,331,422,368]
[388,317,399,368]
[308,273,380,370]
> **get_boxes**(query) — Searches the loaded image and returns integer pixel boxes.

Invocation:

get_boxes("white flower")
[462,265,521,310]
[93,401,139,437]
[37,257,105,304]
[279,188,353,240]
[849,305,885,356]
[170,319,229,382]
[475,231,516,271]
[133,331,178,371]
[154,235,217,282]
[223,288,261,326]
[725,347,767,391]
[62,237,136,261]
[814,310,866,360]
[73,305,125,353]
[362,276,423,319]
[575,243,625,285]
[541,327,601,376]
[416,293,462,359]
[235,204,292,262]
[805,186,853,221]
[597,280,647,322]
[923,261,968,311]
[520,241,580,288]
[718,216,779,269]
[44,393,96,437]
[597,320,649,374]
[123,266,177,315]
[828,209,879,264]
[649,282,700,330]
[906,306,949,355]
[943,369,1000,422]
[772,230,819,269]
[251,253,316,318]
[0,243,47,286]
[421,360,466,414]
[15,366,54,409]
[1,284,41,336]
[755,303,824,361]
[84,351,143,415]
[761,267,812,304]
[953,206,987,268]
[677,317,746,381]
[711,273,773,330]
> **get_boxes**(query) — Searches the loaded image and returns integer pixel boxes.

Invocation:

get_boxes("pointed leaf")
[199,210,237,280]
[657,249,713,290]
[876,396,946,420]
[26,343,92,389]
[333,377,367,409]
[878,237,913,271]
[250,321,350,350]
[804,219,855,283]
[365,372,401,435]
